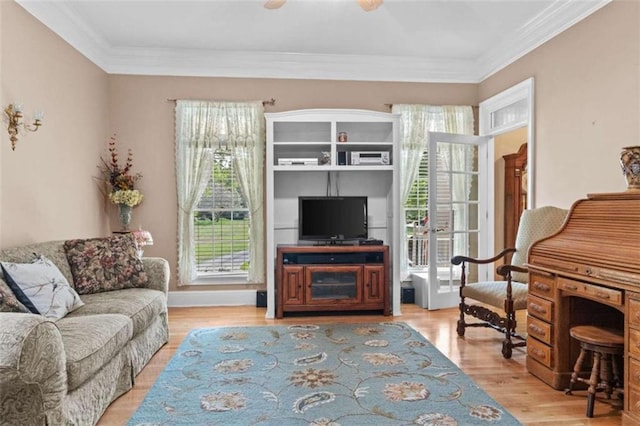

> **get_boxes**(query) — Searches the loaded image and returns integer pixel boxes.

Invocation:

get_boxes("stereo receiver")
[350,151,390,165]
[278,158,319,166]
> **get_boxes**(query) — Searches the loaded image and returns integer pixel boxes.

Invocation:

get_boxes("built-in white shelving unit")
[265,109,401,319]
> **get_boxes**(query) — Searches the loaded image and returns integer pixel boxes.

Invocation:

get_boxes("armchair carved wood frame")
[451,206,568,359]
[452,250,527,359]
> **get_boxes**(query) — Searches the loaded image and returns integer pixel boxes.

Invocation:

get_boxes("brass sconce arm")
[4,103,43,150]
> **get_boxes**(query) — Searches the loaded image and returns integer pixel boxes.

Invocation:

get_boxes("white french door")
[424,132,489,309]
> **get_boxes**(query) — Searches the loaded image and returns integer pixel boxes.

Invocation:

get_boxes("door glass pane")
[434,142,479,267]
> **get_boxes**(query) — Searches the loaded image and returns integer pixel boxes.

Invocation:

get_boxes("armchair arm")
[141,257,170,294]
[0,313,67,425]
[451,248,516,266]
[496,264,528,279]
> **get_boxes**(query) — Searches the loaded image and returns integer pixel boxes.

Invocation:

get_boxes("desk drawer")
[527,337,553,368]
[629,298,640,327]
[557,277,623,307]
[527,315,552,345]
[631,329,640,358]
[528,295,553,323]
[529,273,555,300]
[629,386,640,415]
[629,358,640,389]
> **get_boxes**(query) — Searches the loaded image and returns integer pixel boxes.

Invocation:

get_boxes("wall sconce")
[4,103,43,151]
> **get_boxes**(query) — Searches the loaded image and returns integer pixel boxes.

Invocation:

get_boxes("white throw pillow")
[1,255,84,320]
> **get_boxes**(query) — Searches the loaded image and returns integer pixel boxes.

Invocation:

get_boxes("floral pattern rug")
[128,322,521,425]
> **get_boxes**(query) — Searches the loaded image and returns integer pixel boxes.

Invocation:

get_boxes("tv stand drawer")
[283,251,384,265]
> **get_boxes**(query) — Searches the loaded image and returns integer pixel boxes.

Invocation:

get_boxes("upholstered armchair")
[451,206,568,358]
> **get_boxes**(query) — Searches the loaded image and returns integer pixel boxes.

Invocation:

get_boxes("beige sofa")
[0,237,169,425]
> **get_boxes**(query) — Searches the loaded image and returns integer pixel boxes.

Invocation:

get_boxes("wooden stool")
[566,325,624,418]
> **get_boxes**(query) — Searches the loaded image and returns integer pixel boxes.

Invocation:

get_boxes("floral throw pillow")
[1,255,85,320]
[64,234,149,295]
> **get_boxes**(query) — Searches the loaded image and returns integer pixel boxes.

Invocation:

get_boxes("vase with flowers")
[99,136,144,231]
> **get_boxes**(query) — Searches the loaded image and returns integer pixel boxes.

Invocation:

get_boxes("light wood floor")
[98,304,623,425]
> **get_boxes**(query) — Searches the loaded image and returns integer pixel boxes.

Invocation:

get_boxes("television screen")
[298,196,368,242]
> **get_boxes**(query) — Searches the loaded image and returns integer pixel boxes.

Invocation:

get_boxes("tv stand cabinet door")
[282,265,305,307]
[304,265,362,306]
[363,265,385,305]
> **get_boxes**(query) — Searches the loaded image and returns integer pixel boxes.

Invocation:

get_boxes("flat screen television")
[298,196,368,243]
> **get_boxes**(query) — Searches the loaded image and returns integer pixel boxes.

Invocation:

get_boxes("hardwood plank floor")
[98,304,623,425]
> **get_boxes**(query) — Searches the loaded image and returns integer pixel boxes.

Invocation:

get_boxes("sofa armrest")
[142,257,170,294]
[0,313,67,424]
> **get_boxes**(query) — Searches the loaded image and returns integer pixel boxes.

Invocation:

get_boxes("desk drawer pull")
[595,292,611,300]
[528,324,544,335]
[531,347,545,358]
[563,284,578,291]
[534,282,551,292]
[529,303,547,314]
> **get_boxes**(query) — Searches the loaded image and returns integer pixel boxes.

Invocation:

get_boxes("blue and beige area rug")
[128,322,521,425]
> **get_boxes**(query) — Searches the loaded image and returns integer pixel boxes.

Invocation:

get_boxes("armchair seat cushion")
[65,288,166,337]
[56,314,132,391]
[462,281,528,310]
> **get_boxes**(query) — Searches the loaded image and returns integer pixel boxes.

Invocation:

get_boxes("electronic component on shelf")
[278,158,319,166]
[359,238,383,246]
[350,151,390,165]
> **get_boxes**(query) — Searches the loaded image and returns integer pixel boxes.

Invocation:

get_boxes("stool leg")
[567,348,588,395]
[587,351,601,418]
[600,354,613,399]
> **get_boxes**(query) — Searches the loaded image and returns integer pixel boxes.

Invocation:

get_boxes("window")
[175,101,265,286]
[194,149,250,277]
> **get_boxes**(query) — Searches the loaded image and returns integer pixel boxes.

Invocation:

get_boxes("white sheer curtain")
[225,105,265,284]
[392,105,432,204]
[175,101,217,285]
[175,100,265,285]
[392,104,474,277]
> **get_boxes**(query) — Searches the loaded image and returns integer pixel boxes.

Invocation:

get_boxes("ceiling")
[17,0,610,83]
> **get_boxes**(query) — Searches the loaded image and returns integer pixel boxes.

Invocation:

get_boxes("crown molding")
[105,48,478,82]
[18,0,111,70]
[17,0,612,83]
[477,0,612,81]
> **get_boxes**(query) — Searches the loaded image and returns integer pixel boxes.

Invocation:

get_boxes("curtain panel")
[175,100,265,285]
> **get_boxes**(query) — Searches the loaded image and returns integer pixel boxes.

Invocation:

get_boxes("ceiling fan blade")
[357,0,383,12]
[264,0,287,9]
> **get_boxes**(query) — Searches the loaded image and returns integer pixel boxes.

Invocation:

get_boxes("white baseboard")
[168,290,257,307]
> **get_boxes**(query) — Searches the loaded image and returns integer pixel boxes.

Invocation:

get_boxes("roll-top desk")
[526,191,640,424]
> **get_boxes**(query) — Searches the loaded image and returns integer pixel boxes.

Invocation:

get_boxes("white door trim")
[479,77,535,208]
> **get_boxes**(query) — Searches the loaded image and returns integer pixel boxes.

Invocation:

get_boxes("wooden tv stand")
[275,244,390,318]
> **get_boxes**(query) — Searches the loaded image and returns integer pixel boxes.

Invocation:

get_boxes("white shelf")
[273,141,330,145]
[274,165,394,172]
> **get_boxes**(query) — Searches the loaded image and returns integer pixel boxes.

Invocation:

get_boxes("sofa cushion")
[56,313,133,391]
[0,240,75,287]
[65,288,166,337]
[1,256,84,319]
[64,234,148,295]
[0,279,29,313]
